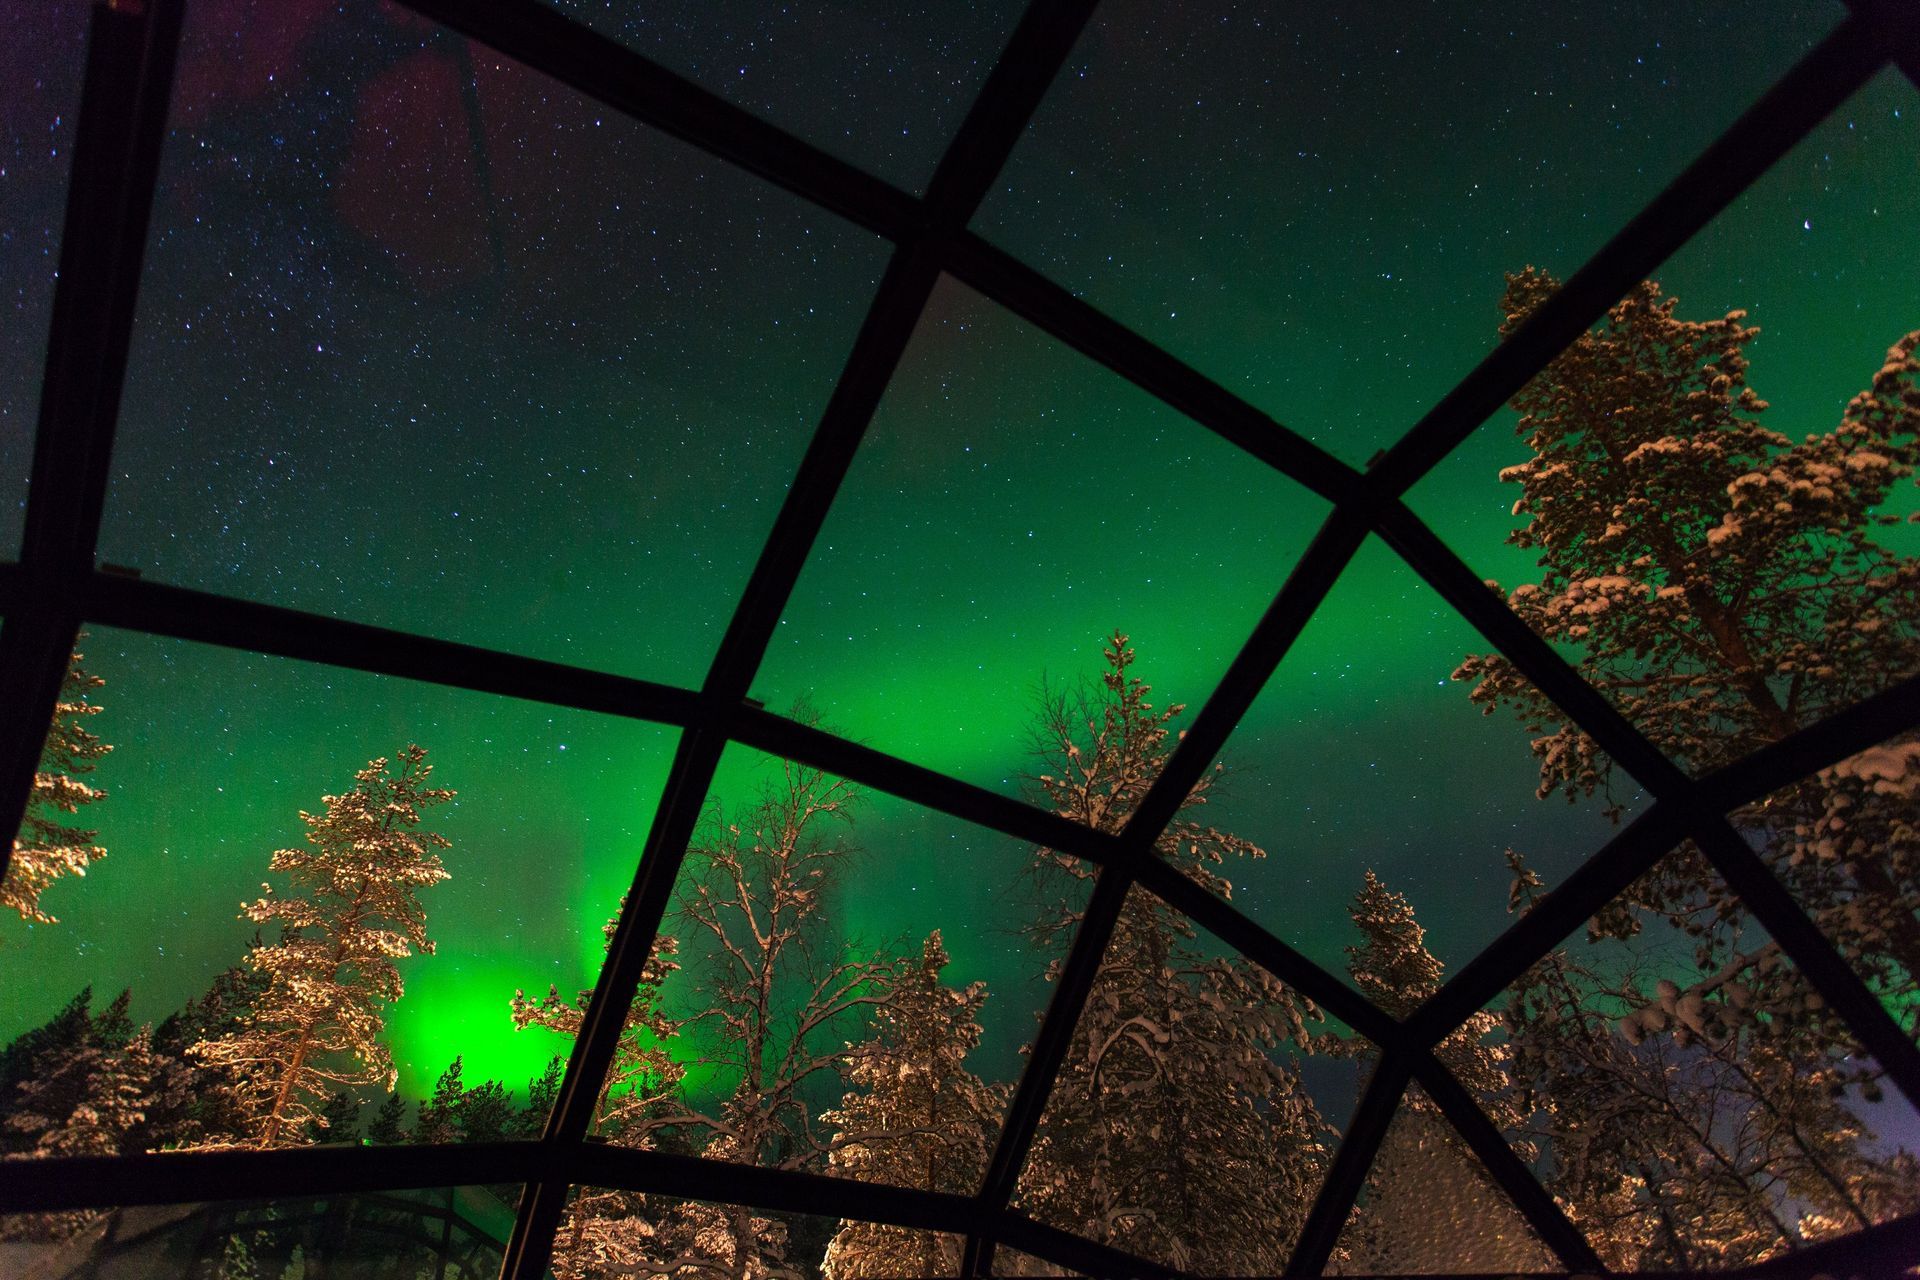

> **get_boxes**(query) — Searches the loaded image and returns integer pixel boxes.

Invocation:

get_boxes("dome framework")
[0,0,1916,1276]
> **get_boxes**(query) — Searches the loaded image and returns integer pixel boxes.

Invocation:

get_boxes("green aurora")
[1,0,1915,1112]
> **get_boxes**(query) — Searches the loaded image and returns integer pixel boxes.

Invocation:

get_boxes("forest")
[2,274,1917,1279]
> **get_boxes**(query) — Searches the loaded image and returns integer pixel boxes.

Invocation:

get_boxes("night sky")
[1,0,1915,1116]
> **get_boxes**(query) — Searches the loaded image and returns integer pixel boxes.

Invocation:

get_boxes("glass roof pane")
[1180,536,1639,985]
[556,1187,937,1278]
[540,0,1026,194]
[756,274,1327,803]
[0,0,90,556]
[0,627,676,1153]
[993,1247,1085,1276]
[0,1186,520,1277]
[99,0,887,687]
[1409,68,1920,780]
[1012,883,1349,1274]
[1740,730,1920,1047]
[1330,1083,1556,1274]
[569,739,1087,1201]
[978,0,1843,468]
[998,1243,1090,1274]
[1484,846,1920,1269]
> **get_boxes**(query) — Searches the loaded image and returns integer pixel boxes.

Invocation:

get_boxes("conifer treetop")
[191,745,454,1148]
[6,649,112,923]
[1030,631,1261,908]
[1459,269,1920,806]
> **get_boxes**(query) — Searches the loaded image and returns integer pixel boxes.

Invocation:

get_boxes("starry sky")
[0,0,1915,1117]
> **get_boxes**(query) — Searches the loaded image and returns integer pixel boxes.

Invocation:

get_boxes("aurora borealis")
[2,0,1916,1121]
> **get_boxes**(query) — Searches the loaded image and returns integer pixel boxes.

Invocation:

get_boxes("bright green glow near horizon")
[0,1,1914,1121]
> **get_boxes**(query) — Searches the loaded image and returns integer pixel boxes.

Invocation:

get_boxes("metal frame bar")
[1409,1052,1601,1272]
[3,0,1918,1276]
[0,0,185,895]
[1284,1055,1414,1276]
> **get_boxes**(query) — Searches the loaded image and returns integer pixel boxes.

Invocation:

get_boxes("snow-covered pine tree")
[0,987,98,1144]
[1,989,141,1157]
[1498,849,1920,1269]
[366,1092,410,1144]
[1,1023,160,1242]
[820,931,1007,1280]
[147,955,272,1149]
[457,1076,512,1144]
[1451,272,1920,1262]
[306,1088,361,1144]
[511,909,685,1139]
[1017,634,1331,1273]
[511,906,700,1279]
[413,1057,467,1144]
[1325,873,1551,1274]
[514,1055,564,1139]
[190,745,453,1148]
[1333,872,1523,1125]
[2,991,140,1157]
[4,648,112,923]
[1454,272,1920,992]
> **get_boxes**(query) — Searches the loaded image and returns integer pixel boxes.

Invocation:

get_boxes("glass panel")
[1740,730,1920,1046]
[993,1246,1083,1276]
[542,740,1087,1200]
[0,1186,519,1279]
[0,0,91,555]
[1410,69,1920,780]
[556,1186,939,1279]
[980,0,1843,468]
[1185,536,1637,985]
[102,0,888,687]
[1330,1084,1555,1274]
[0,627,676,1154]
[1012,884,1347,1274]
[825,1221,965,1279]
[758,274,1326,801]
[1485,845,1920,1270]
[541,0,1026,193]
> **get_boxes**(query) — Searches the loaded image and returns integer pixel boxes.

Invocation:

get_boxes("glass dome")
[0,0,1915,1276]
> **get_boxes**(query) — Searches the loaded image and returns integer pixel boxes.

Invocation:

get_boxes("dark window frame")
[1,0,1916,1275]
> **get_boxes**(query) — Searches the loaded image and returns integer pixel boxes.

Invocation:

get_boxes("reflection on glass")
[0,1186,518,1279]
[541,0,1024,192]
[1192,537,1636,980]
[1014,884,1341,1274]
[761,274,1324,802]
[1487,848,1920,1269]
[0,0,90,553]
[980,0,1840,467]
[1743,731,1920,1046]
[103,0,885,686]
[0,627,675,1164]
[1330,1085,1554,1275]
[1415,70,1920,788]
